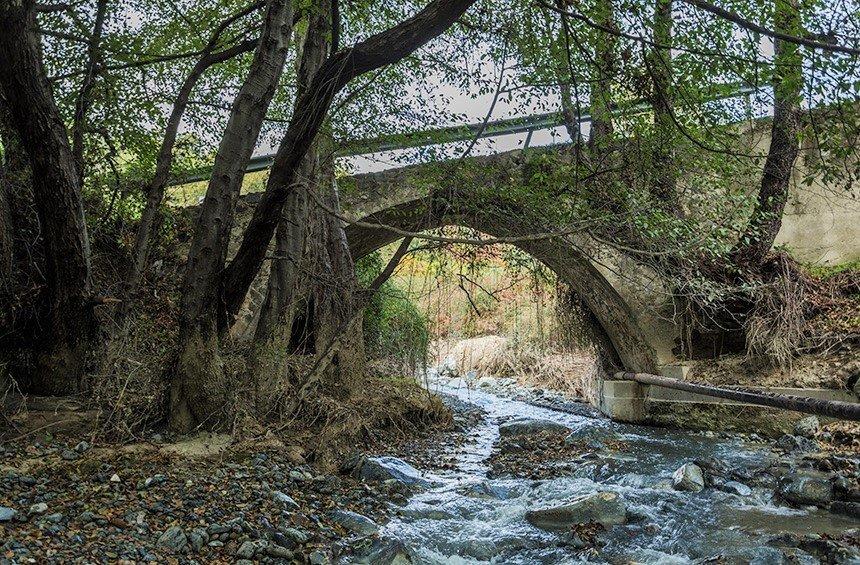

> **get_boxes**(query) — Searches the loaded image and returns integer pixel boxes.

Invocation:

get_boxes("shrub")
[356,251,429,370]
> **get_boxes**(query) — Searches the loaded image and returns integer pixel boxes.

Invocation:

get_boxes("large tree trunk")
[170,0,294,432]
[308,142,364,392]
[0,116,15,286]
[588,0,616,151]
[0,0,94,395]
[249,155,313,412]
[220,0,478,327]
[251,5,331,412]
[732,0,801,266]
[0,103,39,333]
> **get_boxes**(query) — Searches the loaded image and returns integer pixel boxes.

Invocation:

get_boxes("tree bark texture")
[732,0,801,266]
[588,0,616,151]
[255,2,331,345]
[308,144,364,393]
[170,0,294,432]
[251,3,332,413]
[647,0,682,216]
[0,0,94,395]
[0,102,39,333]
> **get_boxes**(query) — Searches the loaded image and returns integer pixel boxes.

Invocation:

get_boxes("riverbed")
[372,375,860,564]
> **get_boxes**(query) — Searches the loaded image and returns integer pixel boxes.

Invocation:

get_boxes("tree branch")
[221,0,478,324]
[682,0,860,56]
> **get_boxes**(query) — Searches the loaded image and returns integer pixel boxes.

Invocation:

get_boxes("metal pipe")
[616,372,860,421]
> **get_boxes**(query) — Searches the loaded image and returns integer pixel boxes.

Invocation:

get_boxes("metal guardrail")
[175,85,756,185]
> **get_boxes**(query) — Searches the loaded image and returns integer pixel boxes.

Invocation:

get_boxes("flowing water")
[378,377,858,564]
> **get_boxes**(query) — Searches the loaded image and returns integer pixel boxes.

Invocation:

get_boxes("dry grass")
[745,253,859,368]
[746,257,808,368]
[267,372,451,471]
[492,344,598,401]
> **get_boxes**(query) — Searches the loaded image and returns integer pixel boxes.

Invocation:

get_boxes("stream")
[371,375,859,564]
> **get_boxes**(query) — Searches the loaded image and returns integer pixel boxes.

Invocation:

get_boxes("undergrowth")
[745,253,859,367]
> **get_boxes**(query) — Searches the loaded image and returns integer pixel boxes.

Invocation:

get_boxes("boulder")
[777,434,819,453]
[694,457,731,479]
[672,463,705,493]
[563,426,617,448]
[830,501,860,519]
[354,540,412,565]
[499,418,569,438]
[358,456,433,488]
[329,510,379,535]
[793,416,820,438]
[525,491,628,531]
[460,481,525,500]
[779,476,832,507]
[720,481,752,497]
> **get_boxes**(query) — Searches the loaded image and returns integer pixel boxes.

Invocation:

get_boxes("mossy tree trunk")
[251,3,331,414]
[308,145,365,393]
[170,0,294,432]
[647,0,682,217]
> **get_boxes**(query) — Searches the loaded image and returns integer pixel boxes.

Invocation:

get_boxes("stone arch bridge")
[227,142,859,376]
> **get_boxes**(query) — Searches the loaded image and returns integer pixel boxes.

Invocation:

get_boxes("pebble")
[236,540,258,558]
[279,527,309,545]
[272,490,300,510]
[266,544,293,558]
[189,528,208,553]
[156,526,187,552]
[329,509,379,535]
[60,449,79,461]
[0,507,17,522]
[137,474,167,490]
[28,503,48,515]
[110,473,121,483]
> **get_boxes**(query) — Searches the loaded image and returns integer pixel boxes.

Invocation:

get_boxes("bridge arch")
[344,195,660,374]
